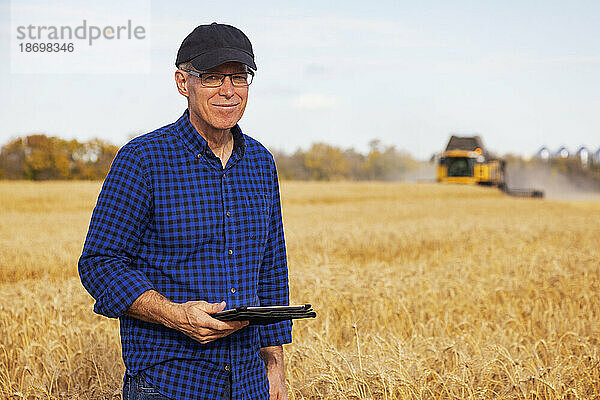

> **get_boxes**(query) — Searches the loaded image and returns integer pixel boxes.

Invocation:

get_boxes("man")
[78,23,291,400]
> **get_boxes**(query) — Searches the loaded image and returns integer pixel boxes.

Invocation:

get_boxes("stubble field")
[1,181,600,399]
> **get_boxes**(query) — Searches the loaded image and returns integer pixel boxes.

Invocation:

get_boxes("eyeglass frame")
[179,68,255,87]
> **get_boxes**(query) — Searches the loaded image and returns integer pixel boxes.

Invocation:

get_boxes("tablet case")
[213,304,316,326]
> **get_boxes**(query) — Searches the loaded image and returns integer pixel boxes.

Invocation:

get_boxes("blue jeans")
[123,374,231,400]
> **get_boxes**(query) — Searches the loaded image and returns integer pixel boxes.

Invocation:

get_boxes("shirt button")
[196,153,202,159]
[228,249,233,255]
[225,364,230,371]
[226,211,231,217]
[230,287,236,294]
[205,150,212,156]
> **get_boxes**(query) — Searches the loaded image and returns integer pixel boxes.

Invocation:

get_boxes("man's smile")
[211,103,239,108]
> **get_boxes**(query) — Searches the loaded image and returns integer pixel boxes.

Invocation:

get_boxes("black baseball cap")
[176,23,256,71]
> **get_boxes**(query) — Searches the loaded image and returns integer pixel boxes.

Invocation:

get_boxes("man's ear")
[175,70,189,97]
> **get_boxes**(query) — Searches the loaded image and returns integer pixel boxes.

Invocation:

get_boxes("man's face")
[178,61,249,134]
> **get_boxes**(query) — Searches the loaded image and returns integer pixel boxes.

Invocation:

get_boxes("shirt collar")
[175,109,246,160]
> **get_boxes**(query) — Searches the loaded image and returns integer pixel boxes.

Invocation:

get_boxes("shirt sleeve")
[258,159,293,347]
[78,143,154,319]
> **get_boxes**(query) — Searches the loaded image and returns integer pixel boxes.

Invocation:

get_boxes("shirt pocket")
[242,190,270,245]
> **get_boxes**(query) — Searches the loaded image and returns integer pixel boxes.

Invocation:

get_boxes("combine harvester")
[436,135,544,198]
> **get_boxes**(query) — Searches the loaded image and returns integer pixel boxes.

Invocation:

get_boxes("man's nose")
[219,76,235,98]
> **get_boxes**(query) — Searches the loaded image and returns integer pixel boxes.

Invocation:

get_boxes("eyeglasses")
[180,69,254,87]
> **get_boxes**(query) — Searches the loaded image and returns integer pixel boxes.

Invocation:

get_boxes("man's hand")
[126,290,248,344]
[171,300,248,344]
[260,346,288,400]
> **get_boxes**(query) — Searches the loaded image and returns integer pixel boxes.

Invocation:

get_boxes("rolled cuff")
[92,269,154,319]
[259,320,292,348]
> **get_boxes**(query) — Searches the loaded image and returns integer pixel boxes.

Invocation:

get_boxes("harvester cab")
[437,135,505,187]
[436,135,544,198]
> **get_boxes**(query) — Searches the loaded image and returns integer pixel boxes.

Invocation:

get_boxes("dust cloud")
[401,162,437,182]
[505,162,600,201]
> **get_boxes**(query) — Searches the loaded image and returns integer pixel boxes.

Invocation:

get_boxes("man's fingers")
[197,322,246,336]
[202,315,248,331]
[199,321,249,338]
[185,332,221,344]
[189,323,248,344]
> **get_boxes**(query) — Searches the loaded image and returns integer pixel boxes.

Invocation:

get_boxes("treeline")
[0,135,118,180]
[2,134,598,184]
[273,140,420,180]
[0,135,421,181]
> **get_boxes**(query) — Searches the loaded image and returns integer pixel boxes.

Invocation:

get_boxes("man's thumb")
[207,301,226,314]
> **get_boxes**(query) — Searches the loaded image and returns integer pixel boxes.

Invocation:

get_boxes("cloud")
[433,53,600,76]
[252,14,445,51]
[303,63,331,77]
[292,93,339,110]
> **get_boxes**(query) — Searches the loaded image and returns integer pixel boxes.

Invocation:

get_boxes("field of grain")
[1,181,600,399]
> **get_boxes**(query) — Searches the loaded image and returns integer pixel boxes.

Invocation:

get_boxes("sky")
[1,0,599,160]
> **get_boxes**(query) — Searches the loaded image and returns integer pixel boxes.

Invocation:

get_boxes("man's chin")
[189,109,243,132]
[212,121,238,130]
[211,116,243,130]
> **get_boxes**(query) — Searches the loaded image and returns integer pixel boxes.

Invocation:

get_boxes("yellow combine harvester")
[437,135,543,197]
[437,136,505,186]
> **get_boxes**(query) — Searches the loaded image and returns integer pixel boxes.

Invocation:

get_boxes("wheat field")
[1,181,600,399]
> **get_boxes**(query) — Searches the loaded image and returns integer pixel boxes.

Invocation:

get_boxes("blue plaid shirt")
[78,110,292,400]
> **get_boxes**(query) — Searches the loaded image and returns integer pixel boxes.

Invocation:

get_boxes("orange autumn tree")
[0,135,118,180]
